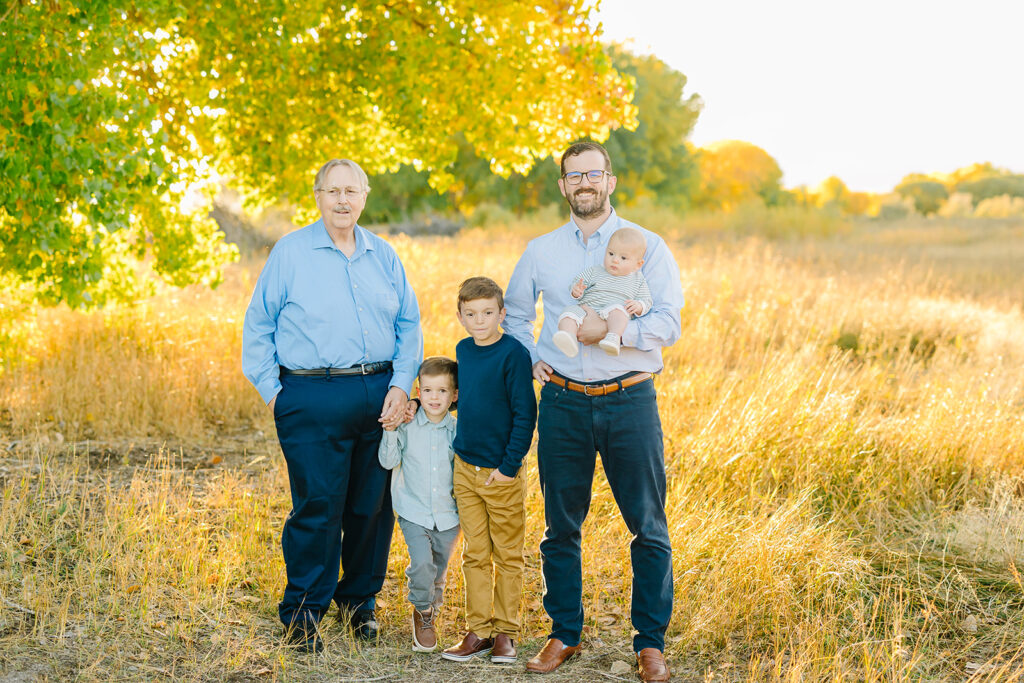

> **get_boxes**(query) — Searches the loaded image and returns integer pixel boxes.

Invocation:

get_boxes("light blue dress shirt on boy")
[242,219,422,404]
[504,208,685,382]
[378,408,459,532]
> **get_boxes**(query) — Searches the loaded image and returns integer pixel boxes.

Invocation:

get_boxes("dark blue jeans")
[273,372,394,629]
[537,376,673,652]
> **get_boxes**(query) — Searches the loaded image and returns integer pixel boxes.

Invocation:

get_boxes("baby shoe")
[598,332,621,356]
[553,330,579,358]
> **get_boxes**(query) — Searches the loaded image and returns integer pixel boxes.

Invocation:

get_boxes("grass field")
[2,213,1024,681]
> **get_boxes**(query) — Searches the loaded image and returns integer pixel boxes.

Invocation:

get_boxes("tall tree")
[602,44,702,209]
[1,0,635,305]
[693,140,784,211]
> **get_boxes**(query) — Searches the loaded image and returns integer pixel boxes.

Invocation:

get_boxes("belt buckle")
[583,383,602,397]
[360,363,369,375]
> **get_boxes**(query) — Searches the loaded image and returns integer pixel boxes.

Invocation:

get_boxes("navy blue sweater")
[453,334,537,477]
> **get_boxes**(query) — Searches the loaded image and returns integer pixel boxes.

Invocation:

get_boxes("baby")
[553,227,652,357]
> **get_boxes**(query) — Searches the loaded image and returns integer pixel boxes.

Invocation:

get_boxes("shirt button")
[359,307,363,312]
[353,284,358,288]
[475,466,480,471]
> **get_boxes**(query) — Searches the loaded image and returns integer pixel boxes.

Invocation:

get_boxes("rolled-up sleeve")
[242,249,285,405]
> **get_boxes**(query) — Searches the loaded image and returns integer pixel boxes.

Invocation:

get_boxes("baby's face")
[603,241,645,276]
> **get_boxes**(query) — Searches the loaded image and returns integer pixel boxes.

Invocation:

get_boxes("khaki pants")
[453,455,526,638]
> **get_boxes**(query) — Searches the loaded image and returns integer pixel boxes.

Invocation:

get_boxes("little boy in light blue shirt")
[378,356,460,653]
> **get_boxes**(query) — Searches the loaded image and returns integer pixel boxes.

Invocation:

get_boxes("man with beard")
[243,159,422,653]
[504,142,684,682]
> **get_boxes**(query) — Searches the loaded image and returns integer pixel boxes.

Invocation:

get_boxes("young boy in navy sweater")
[440,276,537,665]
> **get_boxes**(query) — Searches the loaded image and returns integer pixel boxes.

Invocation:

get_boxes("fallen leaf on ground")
[610,661,632,675]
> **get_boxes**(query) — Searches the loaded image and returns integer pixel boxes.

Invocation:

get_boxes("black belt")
[280,361,392,377]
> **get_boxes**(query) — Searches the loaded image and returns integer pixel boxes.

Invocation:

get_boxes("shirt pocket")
[376,288,400,318]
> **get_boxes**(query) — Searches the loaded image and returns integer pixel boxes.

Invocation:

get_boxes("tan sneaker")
[411,607,437,653]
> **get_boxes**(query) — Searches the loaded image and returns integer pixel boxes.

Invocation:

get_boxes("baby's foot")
[553,330,579,357]
[598,332,621,356]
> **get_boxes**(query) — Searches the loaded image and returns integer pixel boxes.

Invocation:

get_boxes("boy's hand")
[571,278,586,298]
[624,299,643,316]
[403,398,419,423]
[485,470,515,486]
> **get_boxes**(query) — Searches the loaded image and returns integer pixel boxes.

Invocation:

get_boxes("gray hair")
[313,159,371,193]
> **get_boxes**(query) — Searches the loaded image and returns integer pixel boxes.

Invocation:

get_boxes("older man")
[243,159,422,653]
[504,142,684,682]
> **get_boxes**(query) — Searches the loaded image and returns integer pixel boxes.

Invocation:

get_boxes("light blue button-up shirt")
[504,208,684,382]
[378,408,459,532]
[242,220,422,404]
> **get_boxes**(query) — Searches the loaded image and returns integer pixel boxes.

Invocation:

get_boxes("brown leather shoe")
[411,607,436,653]
[491,633,517,664]
[525,638,581,673]
[636,648,670,682]
[440,631,493,662]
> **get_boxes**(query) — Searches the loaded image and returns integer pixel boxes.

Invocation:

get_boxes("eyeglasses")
[316,187,365,200]
[561,170,609,185]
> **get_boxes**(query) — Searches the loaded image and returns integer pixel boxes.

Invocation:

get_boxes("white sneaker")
[553,330,579,357]
[598,333,621,356]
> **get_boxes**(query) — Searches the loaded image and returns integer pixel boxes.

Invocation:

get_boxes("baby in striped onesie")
[553,227,653,358]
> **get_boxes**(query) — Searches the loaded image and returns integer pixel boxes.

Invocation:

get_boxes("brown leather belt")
[547,372,653,396]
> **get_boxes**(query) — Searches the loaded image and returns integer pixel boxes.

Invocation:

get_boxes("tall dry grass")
[2,217,1024,680]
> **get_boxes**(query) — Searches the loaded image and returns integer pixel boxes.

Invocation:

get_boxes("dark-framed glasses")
[561,169,609,185]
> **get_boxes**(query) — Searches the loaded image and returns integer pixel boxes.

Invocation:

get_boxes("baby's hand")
[571,278,586,298]
[624,299,644,316]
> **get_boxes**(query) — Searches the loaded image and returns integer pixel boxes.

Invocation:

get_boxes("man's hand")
[577,305,608,345]
[533,360,553,384]
[485,470,515,486]
[571,278,586,299]
[268,395,277,413]
[624,299,644,316]
[379,387,409,430]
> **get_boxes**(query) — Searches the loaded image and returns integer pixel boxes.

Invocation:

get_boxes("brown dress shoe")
[411,607,436,653]
[636,648,671,682]
[525,638,581,673]
[491,633,517,664]
[441,631,493,662]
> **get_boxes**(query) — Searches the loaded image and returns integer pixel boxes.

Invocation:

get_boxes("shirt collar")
[415,407,455,431]
[569,206,619,246]
[311,220,375,256]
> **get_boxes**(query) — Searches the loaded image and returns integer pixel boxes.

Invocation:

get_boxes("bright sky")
[595,0,1024,192]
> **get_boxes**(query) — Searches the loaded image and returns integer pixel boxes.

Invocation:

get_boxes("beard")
[565,185,608,219]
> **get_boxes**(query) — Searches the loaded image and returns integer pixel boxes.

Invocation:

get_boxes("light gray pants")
[397,517,461,611]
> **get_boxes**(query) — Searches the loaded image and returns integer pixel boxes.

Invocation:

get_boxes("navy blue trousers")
[273,372,394,629]
[537,377,673,652]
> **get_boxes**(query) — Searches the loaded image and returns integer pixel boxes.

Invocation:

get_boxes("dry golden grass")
[2,216,1024,681]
